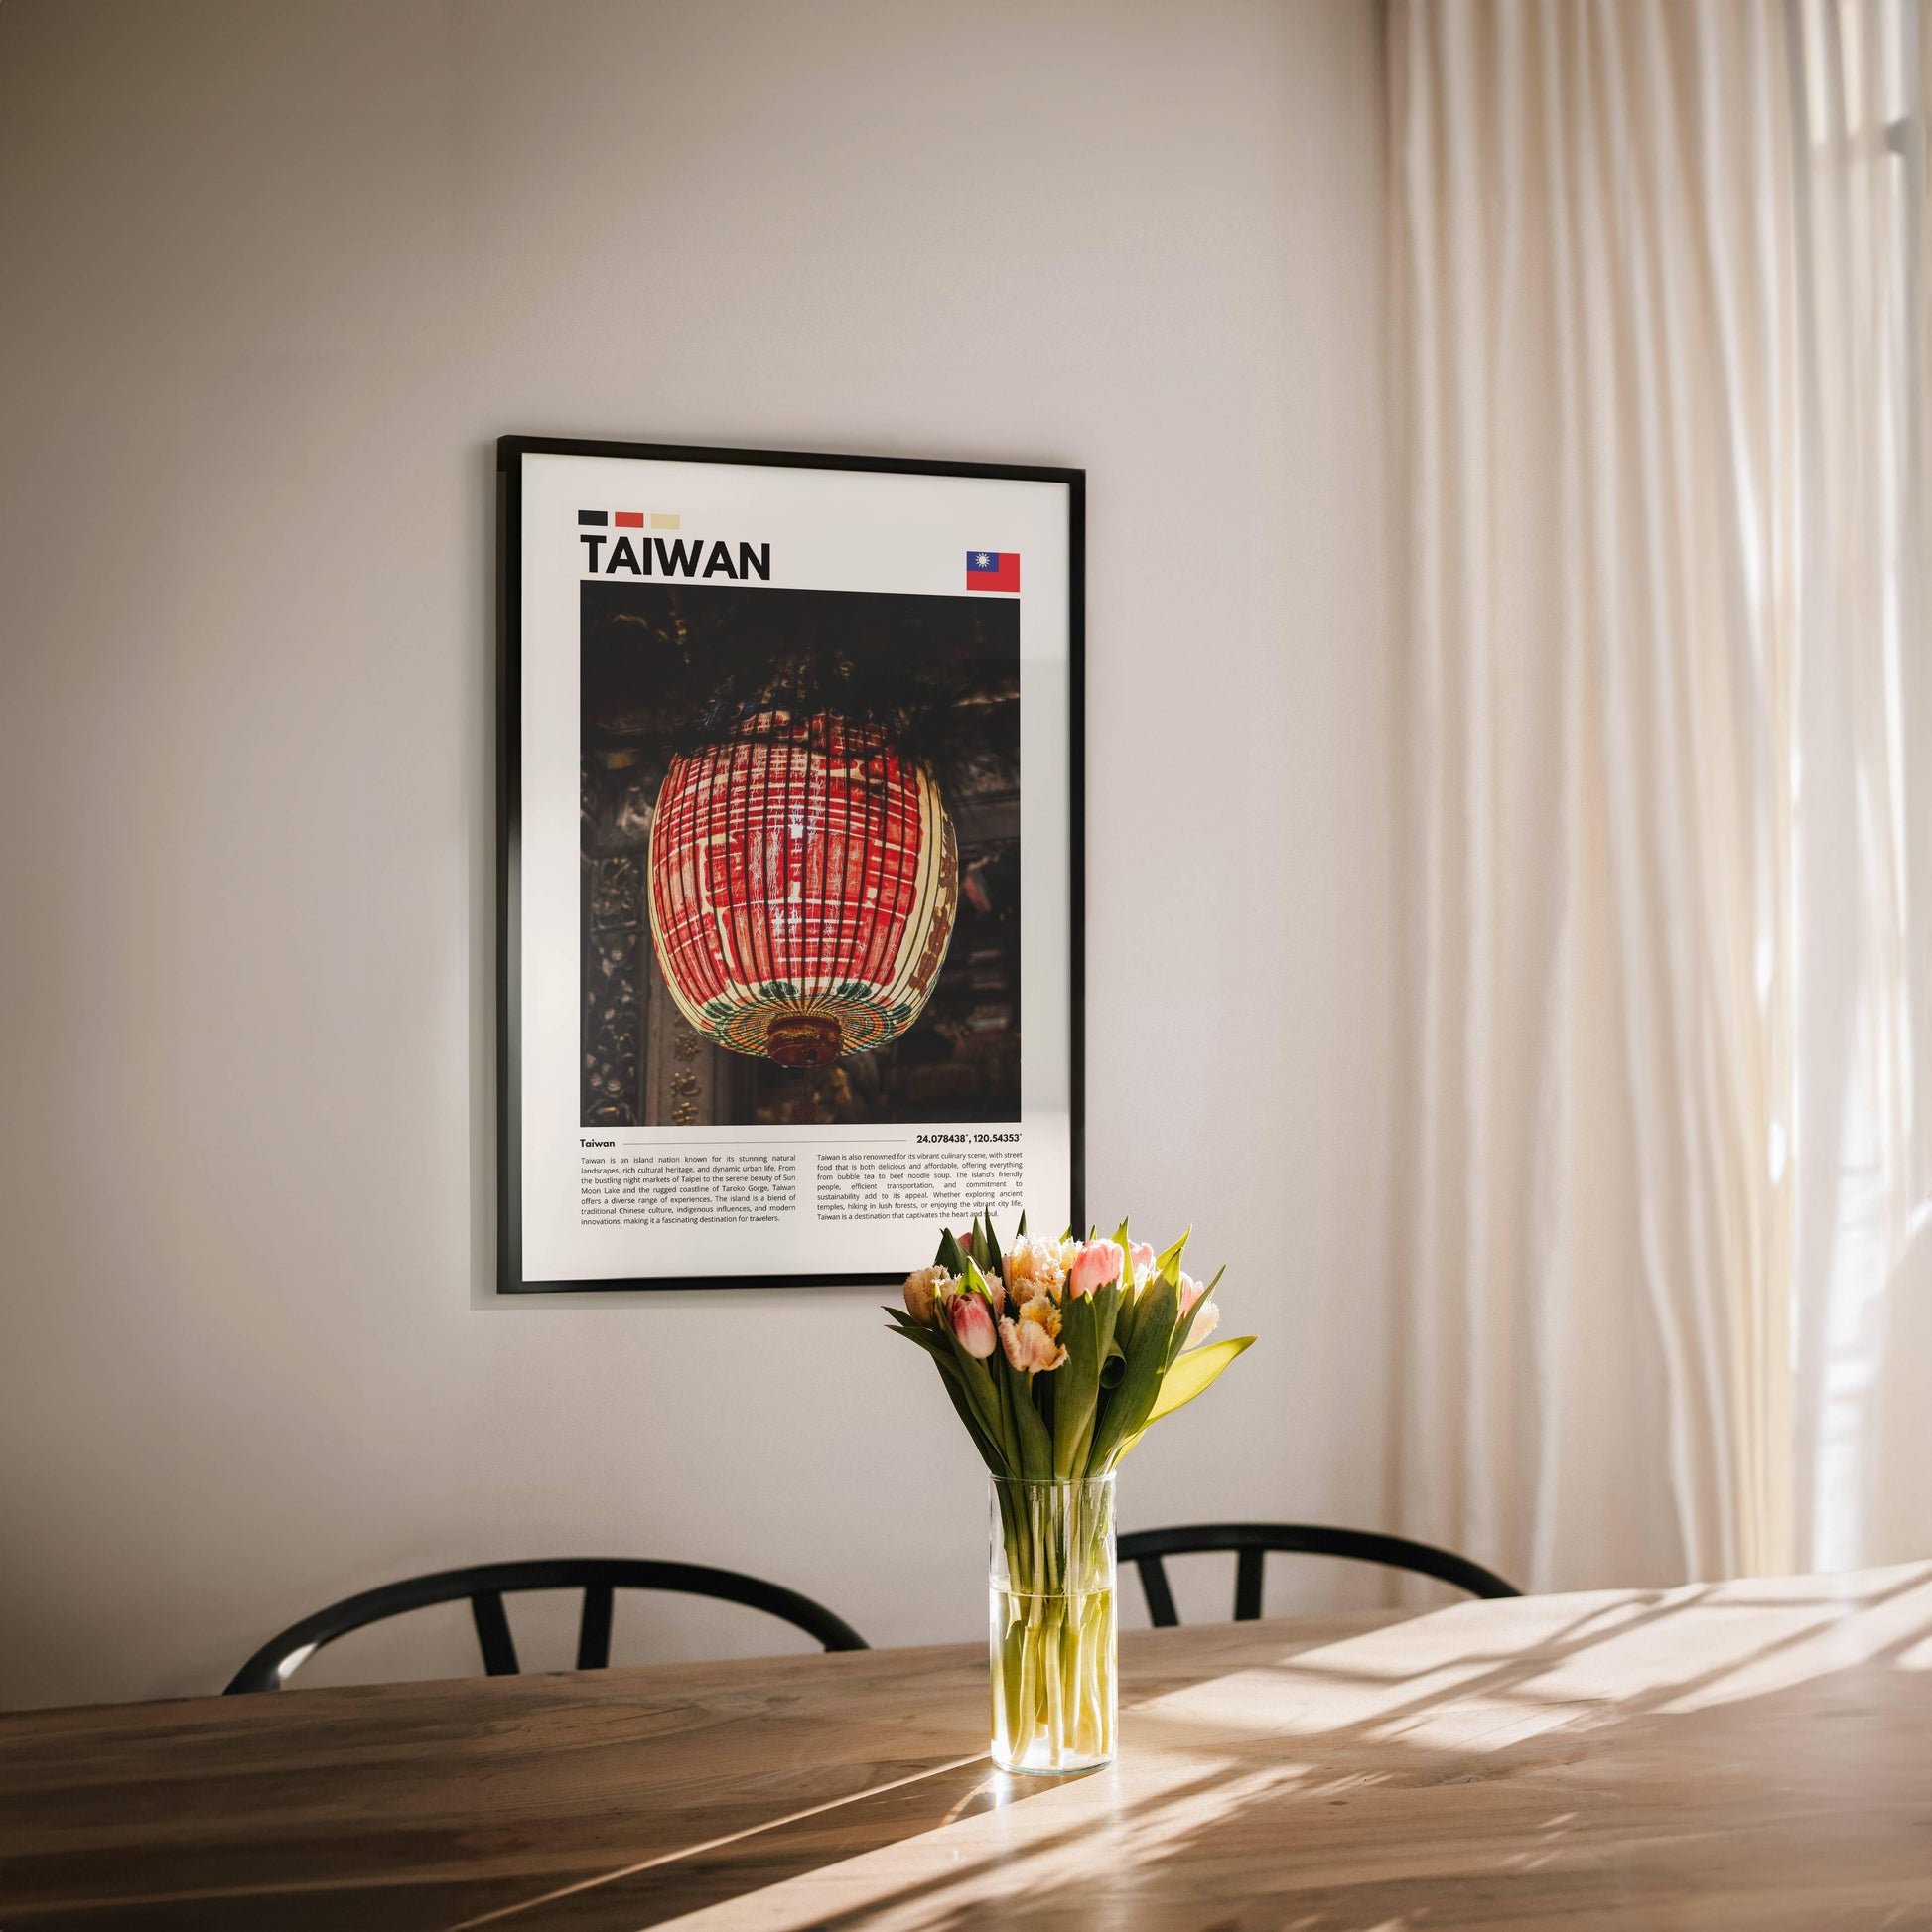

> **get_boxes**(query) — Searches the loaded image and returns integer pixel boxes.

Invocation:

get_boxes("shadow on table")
[474,1567,1932,1932]
[11,1577,1925,1932]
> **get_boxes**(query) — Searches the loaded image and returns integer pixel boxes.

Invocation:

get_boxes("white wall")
[0,0,1392,1709]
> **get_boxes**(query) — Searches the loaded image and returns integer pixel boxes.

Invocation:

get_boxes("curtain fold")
[1389,0,1928,1589]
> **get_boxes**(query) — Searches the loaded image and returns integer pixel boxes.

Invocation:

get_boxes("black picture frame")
[496,435,1086,1293]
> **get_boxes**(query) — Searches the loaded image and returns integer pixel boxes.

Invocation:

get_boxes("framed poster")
[497,437,1084,1292]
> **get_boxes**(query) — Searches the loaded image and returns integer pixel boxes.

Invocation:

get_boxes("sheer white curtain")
[1389,0,1929,1589]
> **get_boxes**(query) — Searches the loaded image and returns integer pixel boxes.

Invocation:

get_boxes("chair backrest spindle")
[575,1583,615,1672]
[1133,1554,1181,1628]
[470,1591,519,1675]
[1233,1546,1268,1621]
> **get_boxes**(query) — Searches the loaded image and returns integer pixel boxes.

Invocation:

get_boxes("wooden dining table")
[3,1561,1929,1931]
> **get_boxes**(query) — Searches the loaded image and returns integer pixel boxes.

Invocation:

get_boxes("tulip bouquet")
[888,1212,1253,1773]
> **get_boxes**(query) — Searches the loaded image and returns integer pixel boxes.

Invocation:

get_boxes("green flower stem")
[990,1479,1116,1774]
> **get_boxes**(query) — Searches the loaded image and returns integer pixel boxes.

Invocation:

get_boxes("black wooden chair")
[223,1557,868,1693]
[1117,1523,1519,1627]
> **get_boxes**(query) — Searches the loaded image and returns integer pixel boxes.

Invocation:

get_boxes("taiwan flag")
[966,549,1020,592]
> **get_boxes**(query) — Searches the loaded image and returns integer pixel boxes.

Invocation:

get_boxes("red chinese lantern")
[647,711,959,1067]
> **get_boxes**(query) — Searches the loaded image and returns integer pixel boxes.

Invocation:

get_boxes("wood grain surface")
[2,1564,1928,1931]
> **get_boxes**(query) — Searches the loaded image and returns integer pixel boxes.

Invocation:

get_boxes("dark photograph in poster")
[580,581,1022,1131]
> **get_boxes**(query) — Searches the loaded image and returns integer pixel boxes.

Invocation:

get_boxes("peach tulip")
[1001,1235,1064,1305]
[1017,1293,1061,1337]
[902,1265,953,1326]
[999,1312,1068,1373]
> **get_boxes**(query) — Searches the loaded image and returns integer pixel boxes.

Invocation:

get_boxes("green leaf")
[892,1327,969,1387]
[940,1360,1010,1475]
[1093,1276,1121,1342]
[887,1309,1010,1475]
[1154,1228,1191,1289]
[936,1283,1008,1449]
[1013,1371,1054,1477]
[1142,1335,1254,1430]
[938,1227,967,1277]
[1113,1227,1151,1352]
[991,1345,1025,1471]
[1088,1282,1122,1402]
[1050,1291,1100,1477]
[1086,1274,1177,1472]
[883,1311,946,1354]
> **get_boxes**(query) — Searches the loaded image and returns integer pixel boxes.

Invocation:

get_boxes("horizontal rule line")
[586,1137,916,1147]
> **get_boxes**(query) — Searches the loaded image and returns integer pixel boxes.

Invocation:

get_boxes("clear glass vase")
[989,1474,1117,1774]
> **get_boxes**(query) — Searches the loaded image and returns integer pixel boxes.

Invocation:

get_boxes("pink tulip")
[1178,1274,1220,1349]
[1067,1239,1124,1298]
[1130,1241,1156,1275]
[948,1293,997,1359]
[999,1314,1068,1373]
